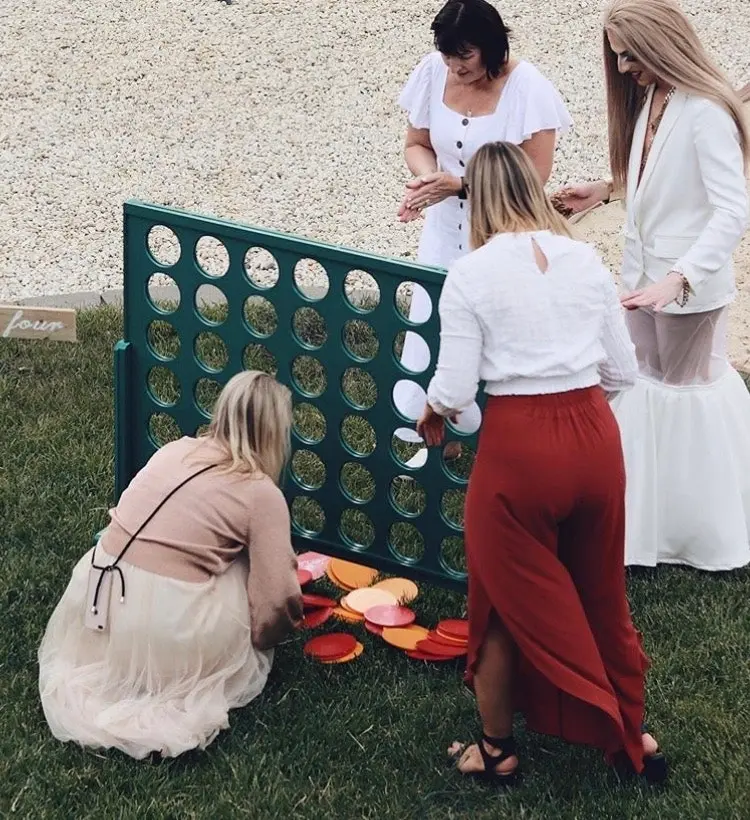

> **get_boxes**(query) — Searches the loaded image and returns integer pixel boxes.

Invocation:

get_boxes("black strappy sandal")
[614,723,668,785]
[450,734,521,788]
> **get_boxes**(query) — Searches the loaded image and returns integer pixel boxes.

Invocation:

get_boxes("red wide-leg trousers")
[464,387,648,772]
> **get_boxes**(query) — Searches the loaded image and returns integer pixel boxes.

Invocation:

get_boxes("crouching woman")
[38,371,303,759]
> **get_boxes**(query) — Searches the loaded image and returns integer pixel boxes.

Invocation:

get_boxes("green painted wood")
[117,200,484,591]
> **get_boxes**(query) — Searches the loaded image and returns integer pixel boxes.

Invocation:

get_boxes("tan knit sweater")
[100,436,303,650]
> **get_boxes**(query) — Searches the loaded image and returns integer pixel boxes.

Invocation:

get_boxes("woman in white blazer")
[558,0,750,571]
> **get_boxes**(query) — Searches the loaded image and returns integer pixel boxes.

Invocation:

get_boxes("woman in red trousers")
[417,141,667,786]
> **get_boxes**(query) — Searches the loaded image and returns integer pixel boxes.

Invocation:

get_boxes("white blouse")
[399,52,572,268]
[426,232,639,415]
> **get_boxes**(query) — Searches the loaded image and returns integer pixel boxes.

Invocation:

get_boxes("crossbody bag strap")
[90,463,217,609]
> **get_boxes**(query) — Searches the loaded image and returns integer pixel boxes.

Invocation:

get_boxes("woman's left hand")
[397,192,426,223]
[416,403,456,447]
[620,272,686,312]
[404,172,462,211]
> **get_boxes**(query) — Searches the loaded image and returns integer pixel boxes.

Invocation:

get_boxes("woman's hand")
[416,403,458,447]
[551,180,612,216]
[404,172,462,212]
[397,191,425,223]
[620,272,686,312]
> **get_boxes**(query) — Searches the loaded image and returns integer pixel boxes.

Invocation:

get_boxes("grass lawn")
[2,306,750,820]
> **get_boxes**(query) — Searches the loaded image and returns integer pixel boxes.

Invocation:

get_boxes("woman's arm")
[245,479,303,651]
[519,129,557,185]
[426,269,483,416]
[670,100,749,293]
[405,125,439,177]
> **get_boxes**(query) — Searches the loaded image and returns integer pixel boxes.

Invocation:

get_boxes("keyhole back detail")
[531,238,549,274]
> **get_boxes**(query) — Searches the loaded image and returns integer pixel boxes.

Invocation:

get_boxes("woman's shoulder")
[399,52,443,128]
[541,232,602,263]
[405,51,443,83]
[245,473,287,511]
[683,92,738,125]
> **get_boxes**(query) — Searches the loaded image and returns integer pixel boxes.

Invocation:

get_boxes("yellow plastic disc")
[381,625,430,651]
[344,587,398,615]
[372,577,419,604]
[326,566,355,591]
[321,641,364,664]
[332,606,364,623]
[329,558,378,590]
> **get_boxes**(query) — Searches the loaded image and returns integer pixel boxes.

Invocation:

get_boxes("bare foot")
[448,740,518,776]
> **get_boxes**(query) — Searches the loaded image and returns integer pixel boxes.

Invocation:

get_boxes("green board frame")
[117,200,485,591]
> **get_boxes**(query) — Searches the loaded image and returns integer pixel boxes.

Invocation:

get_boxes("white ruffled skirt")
[38,547,273,759]
[612,368,750,570]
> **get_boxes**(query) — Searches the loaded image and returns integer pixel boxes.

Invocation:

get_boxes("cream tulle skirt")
[38,546,273,759]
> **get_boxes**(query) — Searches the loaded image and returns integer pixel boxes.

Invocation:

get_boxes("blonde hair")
[194,370,292,484]
[603,0,750,189]
[467,141,573,249]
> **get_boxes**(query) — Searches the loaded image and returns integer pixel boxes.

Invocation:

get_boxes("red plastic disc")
[417,639,467,658]
[406,650,454,661]
[304,632,358,661]
[301,606,334,629]
[365,621,383,636]
[302,593,338,610]
[297,569,313,586]
[364,605,416,628]
[436,619,469,639]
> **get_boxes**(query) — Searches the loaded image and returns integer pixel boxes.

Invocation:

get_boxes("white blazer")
[622,87,749,314]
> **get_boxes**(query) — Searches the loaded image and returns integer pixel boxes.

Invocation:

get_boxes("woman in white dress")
[39,371,303,759]
[557,0,750,570]
[394,0,572,459]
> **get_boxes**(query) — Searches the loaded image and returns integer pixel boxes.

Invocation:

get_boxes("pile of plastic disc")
[297,551,468,665]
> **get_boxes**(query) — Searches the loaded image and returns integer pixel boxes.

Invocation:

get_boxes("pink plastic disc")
[364,605,416,628]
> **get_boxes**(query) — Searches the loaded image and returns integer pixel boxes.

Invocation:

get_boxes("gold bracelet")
[674,273,690,307]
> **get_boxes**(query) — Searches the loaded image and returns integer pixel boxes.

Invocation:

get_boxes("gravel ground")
[1,0,749,307]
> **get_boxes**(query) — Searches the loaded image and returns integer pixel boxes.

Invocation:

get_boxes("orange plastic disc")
[329,558,378,590]
[339,595,357,613]
[326,565,355,591]
[372,577,419,604]
[430,630,467,647]
[332,606,364,623]
[344,588,398,615]
[381,625,430,651]
[321,641,364,664]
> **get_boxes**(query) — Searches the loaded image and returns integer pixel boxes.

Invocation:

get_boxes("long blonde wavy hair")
[467,141,572,249]
[193,370,292,484]
[603,0,750,190]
